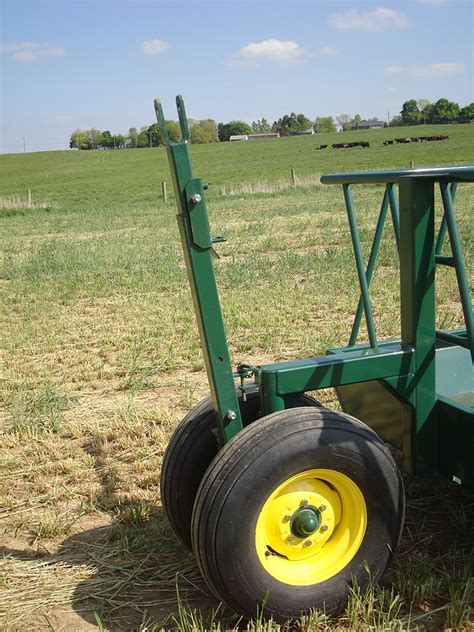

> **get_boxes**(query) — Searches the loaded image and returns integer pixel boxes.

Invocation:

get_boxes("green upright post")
[399,176,437,476]
[155,97,243,444]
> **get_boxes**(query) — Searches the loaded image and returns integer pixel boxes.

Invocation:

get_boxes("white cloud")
[385,62,465,77]
[328,7,410,31]
[318,47,338,56]
[141,39,170,55]
[228,39,310,66]
[1,42,66,62]
[416,0,448,4]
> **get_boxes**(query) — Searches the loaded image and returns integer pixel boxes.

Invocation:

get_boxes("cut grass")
[1,128,473,630]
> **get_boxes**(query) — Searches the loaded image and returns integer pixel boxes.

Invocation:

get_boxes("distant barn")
[248,132,280,140]
[229,134,249,141]
[349,119,384,130]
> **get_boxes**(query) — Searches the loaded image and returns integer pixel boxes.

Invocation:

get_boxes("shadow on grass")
[0,432,220,630]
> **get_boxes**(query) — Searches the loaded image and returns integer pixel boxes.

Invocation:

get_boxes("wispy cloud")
[1,42,66,62]
[141,39,170,55]
[328,7,410,31]
[318,47,338,56]
[416,0,448,4]
[228,39,310,66]
[385,62,465,77]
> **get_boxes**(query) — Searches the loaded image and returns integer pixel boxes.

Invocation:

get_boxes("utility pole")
[149,130,152,148]
[23,136,26,153]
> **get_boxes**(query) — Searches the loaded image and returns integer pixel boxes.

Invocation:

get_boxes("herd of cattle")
[316,135,449,151]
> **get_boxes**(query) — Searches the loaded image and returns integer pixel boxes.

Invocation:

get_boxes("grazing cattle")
[383,140,394,146]
[332,141,370,149]
[316,144,328,150]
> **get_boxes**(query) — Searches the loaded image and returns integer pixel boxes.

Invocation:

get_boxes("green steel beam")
[321,166,474,185]
[154,97,243,443]
[399,176,437,476]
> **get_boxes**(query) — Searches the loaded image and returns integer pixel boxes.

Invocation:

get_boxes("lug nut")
[191,193,202,203]
[320,525,329,532]
[300,499,308,507]
[284,515,292,522]
[287,535,295,541]
[304,540,313,547]
[320,504,327,512]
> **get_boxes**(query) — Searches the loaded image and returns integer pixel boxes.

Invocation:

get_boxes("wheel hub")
[290,506,321,537]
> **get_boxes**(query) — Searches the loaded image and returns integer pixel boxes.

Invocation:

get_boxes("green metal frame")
[155,96,473,487]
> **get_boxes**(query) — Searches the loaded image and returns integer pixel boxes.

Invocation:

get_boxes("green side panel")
[436,396,473,489]
[336,380,413,473]
[435,341,473,399]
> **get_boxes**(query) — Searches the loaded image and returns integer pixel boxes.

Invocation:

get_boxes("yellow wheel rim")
[255,468,367,585]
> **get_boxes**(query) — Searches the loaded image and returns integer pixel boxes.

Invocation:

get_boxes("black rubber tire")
[191,407,405,622]
[160,392,320,550]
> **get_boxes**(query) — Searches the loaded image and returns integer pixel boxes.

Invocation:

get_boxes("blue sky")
[1,0,472,152]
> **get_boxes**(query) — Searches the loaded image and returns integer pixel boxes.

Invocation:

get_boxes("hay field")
[1,125,473,630]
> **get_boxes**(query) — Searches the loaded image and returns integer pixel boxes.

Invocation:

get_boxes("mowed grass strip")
[1,130,473,630]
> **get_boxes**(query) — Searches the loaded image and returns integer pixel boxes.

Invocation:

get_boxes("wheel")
[160,391,320,550]
[192,407,405,621]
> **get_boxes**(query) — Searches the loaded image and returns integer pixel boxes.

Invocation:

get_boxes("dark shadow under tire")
[160,392,320,550]
[191,407,405,621]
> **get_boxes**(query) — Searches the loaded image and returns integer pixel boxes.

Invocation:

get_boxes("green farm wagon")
[155,96,473,621]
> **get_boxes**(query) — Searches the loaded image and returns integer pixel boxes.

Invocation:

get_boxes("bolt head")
[284,515,292,522]
[192,193,202,203]
[226,410,237,421]
[319,504,327,512]
[287,535,295,542]
[300,499,308,507]
[304,540,313,547]
[320,524,329,532]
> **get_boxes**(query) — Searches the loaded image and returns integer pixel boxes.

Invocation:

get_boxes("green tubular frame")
[155,96,473,484]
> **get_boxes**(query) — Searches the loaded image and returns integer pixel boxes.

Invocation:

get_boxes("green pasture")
[0,124,473,630]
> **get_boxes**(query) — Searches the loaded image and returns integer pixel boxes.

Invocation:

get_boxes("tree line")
[69,97,474,149]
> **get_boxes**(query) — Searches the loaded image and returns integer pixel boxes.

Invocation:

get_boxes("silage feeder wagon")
[155,96,473,622]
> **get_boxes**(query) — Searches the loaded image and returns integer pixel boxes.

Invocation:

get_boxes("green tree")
[101,130,113,148]
[191,119,218,144]
[458,103,474,123]
[88,128,102,149]
[137,127,149,148]
[389,115,403,127]
[252,118,271,133]
[69,129,91,150]
[401,100,421,125]
[353,114,361,123]
[272,112,313,136]
[315,116,336,133]
[128,127,138,148]
[432,98,460,124]
[114,134,126,148]
[217,121,252,142]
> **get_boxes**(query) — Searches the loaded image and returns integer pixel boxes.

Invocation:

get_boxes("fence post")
[162,181,168,203]
[291,168,297,186]
[27,189,32,205]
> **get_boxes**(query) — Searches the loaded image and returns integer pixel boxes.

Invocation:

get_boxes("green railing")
[320,167,474,360]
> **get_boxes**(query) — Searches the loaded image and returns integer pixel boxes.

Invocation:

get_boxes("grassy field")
[1,123,473,631]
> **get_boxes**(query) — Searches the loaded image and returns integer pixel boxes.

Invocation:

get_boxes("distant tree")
[137,127,149,148]
[272,112,313,136]
[353,114,361,123]
[128,127,138,148]
[167,120,181,142]
[401,100,421,125]
[459,103,474,123]
[88,128,102,149]
[432,98,460,124]
[69,129,91,150]
[336,113,351,130]
[101,130,113,148]
[114,134,126,148]
[416,99,430,124]
[315,116,336,133]
[191,119,218,144]
[218,121,252,142]
[252,118,271,133]
[389,115,403,127]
